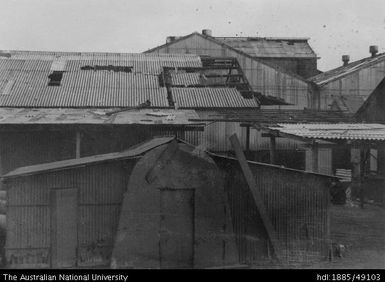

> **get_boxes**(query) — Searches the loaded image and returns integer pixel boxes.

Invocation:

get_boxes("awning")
[264,123,385,143]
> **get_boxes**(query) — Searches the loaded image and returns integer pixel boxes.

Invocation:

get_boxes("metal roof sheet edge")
[1,136,177,180]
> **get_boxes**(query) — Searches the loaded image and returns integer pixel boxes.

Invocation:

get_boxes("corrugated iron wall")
[214,156,331,265]
[148,34,311,109]
[4,159,137,268]
[319,60,385,111]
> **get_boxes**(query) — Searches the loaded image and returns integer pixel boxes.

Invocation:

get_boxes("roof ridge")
[144,32,313,84]
[309,52,385,85]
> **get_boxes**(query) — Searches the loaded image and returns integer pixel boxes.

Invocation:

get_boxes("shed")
[2,136,335,268]
[111,140,238,268]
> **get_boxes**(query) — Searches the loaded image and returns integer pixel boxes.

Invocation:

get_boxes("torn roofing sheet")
[0,108,203,125]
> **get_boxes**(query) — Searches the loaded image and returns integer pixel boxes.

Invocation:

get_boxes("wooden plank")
[229,134,284,262]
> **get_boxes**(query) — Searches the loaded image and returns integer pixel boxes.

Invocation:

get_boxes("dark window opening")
[48,71,65,86]
[80,65,132,73]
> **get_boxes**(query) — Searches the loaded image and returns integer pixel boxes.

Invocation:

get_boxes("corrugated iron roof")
[2,136,177,179]
[0,108,202,125]
[170,72,201,86]
[268,123,385,141]
[215,37,317,58]
[0,51,203,108]
[309,53,385,86]
[172,88,259,108]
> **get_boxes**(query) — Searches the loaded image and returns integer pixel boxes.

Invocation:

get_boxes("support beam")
[229,134,284,262]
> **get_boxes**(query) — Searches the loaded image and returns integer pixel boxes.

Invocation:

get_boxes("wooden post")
[229,134,284,262]
[359,148,367,208]
[351,147,361,204]
[75,131,81,159]
[269,136,276,165]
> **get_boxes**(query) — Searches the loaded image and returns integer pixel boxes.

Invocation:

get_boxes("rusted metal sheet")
[172,88,259,108]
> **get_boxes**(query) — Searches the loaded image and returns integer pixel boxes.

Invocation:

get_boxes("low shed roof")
[2,136,337,181]
[267,123,385,141]
[2,136,176,179]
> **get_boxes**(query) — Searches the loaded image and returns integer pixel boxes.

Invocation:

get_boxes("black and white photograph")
[0,0,384,273]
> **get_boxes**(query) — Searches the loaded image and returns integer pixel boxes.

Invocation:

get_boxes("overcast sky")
[0,0,384,71]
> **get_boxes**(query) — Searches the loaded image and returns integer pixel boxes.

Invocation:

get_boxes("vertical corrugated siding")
[320,60,385,110]
[5,159,137,267]
[182,111,304,152]
[150,34,311,109]
[215,157,330,265]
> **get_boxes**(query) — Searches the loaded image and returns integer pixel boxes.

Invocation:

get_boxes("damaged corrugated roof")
[0,50,262,109]
[0,107,202,125]
[309,53,385,86]
[172,88,259,108]
[215,37,316,58]
[0,51,203,108]
[268,123,385,141]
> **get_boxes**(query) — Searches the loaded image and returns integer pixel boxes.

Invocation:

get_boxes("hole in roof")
[80,65,132,73]
[48,71,64,86]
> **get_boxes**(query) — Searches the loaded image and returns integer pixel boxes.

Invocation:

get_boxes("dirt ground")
[308,204,385,269]
[251,203,385,269]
